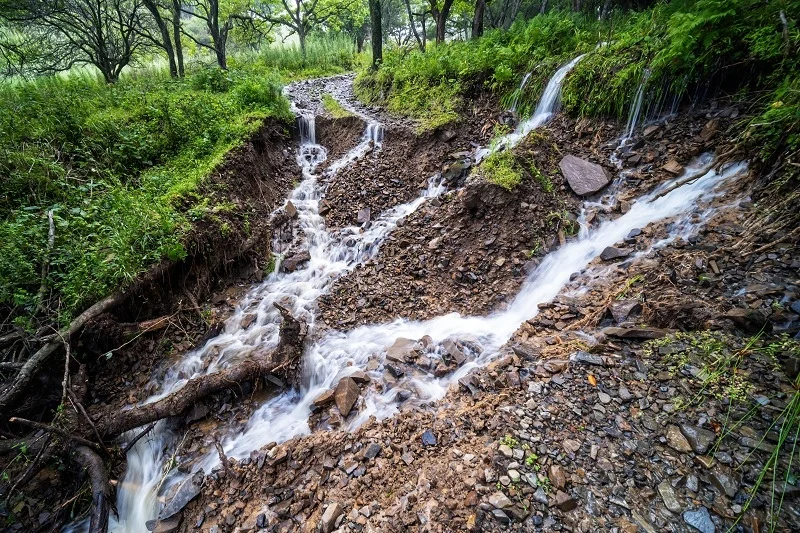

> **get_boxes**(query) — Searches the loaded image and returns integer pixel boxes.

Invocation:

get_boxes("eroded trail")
[73,62,756,532]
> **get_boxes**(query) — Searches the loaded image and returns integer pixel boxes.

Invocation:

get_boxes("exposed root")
[72,445,111,533]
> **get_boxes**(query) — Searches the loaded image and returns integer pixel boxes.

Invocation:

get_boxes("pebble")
[421,430,437,446]
[488,491,512,509]
[665,425,693,453]
[657,480,683,512]
[683,507,715,533]
[598,392,612,404]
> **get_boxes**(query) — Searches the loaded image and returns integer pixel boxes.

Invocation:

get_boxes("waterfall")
[623,69,651,141]
[477,54,587,162]
[510,72,532,113]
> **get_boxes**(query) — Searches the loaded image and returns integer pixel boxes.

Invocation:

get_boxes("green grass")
[322,93,353,118]
[0,37,361,325]
[478,150,523,191]
[356,1,798,165]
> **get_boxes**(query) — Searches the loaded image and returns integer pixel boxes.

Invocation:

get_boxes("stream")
[67,55,748,532]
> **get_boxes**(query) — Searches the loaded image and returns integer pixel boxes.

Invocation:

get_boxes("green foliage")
[0,64,293,320]
[479,150,523,191]
[529,163,553,193]
[322,93,353,118]
[244,33,364,80]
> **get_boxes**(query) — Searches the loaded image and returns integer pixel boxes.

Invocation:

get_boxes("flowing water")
[622,69,652,141]
[476,54,587,162]
[67,55,748,532]
[510,72,532,113]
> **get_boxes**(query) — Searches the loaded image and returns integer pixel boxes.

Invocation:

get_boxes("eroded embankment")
[176,100,799,533]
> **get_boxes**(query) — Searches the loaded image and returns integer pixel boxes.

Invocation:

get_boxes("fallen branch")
[73,445,111,533]
[97,302,306,438]
[121,423,156,455]
[8,417,101,451]
[0,291,126,411]
[6,434,52,499]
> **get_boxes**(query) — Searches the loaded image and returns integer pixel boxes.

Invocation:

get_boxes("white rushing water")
[622,68,651,141]
[510,72,532,113]
[476,54,587,162]
[67,55,748,532]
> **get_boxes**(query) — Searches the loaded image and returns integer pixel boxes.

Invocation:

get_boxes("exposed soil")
[4,76,799,533]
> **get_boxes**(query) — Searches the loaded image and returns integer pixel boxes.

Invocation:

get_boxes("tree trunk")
[299,27,307,59]
[404,0,424,51]
[431,0,455,43]
[172,0,185,76]
[599,0,613,20]
[369,0,382,68]
[539,0,548,15]
[144,0,178,77]
[472,0,486,39]
[73,446,110,533]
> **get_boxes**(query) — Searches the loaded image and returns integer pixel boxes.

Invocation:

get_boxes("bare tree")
[369,0,382,66]
[403,0,424,50]
[250,0,352,59]
[472,0,486,39]
[0,0,147,83]
[143,0,179,76]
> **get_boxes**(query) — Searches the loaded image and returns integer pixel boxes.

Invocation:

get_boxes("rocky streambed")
[47,72,799,533]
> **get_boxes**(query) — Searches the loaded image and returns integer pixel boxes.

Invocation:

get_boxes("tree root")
[72,445,111,533]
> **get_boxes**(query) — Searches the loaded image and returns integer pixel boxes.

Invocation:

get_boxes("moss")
[322,93,354,119]
[479,150,524,191]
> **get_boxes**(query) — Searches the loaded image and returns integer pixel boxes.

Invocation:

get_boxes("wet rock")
[334,377,360,417]
[666,425,693,453]
[318,200,331,216]
[442,338,467,365]
[608,300,642,324]
[348,370,371,384]
[559,155,611,195]
[149,514,182,533]
[488,491,512,509]
[357,207,371,225]
[570,351,604,366]
[421,430,437,446]
[386,338,419,363]
[658,480,683,513]
[285,201,298,218]
[282,250,311,272]
[683,507,715,533]
[600,246,632,261]
[159,471,204,521]
[321,502,344,533]
[679,424,716,454]
[313,389,335,408]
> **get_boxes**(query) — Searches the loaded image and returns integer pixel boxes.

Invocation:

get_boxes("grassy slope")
[355,1,799,167]
[0,39,360,326]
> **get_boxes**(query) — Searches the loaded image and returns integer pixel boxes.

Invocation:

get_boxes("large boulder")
[334,377,360,417]
[559,155,611,196]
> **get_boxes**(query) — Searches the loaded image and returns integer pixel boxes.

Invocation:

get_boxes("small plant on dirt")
[538,475,552,494]
[616,274,644,300]
[500,435,519,448]
[530,164,554,193]
[480,151,523,191]
[321,94,353,119]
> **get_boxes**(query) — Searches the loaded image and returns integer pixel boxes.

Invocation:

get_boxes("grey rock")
[658,480,683,513]
[421,430,437,446]
[709,465,740,497]
[357,207,371,224]
[321,502,344,533]
[679,424,716,454]
[559,155,611,195]
[600,246,632,261]
[386,338,419,363]
[571,351,605,366]
[363,443,381,460]
[683,507,715,533]
[158,471,204,521]
[488,491,512,509]
[284,201,298,218]
[608,299,642,324]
